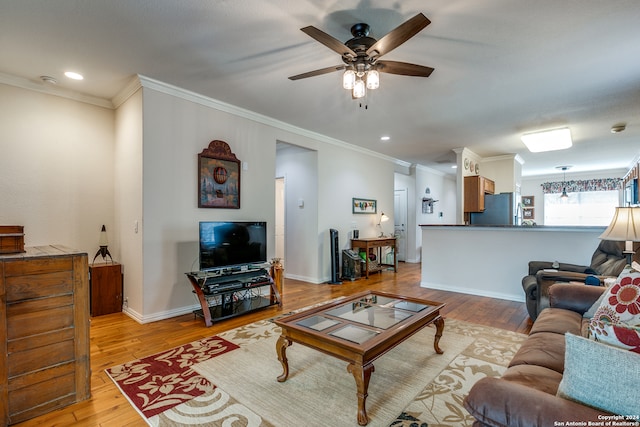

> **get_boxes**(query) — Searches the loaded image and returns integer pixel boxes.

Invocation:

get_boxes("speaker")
[329,229,342,284]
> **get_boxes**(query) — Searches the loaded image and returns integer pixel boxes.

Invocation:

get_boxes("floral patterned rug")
[106,317,525,426]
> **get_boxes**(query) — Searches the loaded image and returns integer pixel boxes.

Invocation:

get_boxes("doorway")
[394,189,408,261]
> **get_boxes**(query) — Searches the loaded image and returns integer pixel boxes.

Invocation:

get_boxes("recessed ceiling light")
[521,127,572,153]
[380,136,390,141]
[64,71,84,81]
[451,165,458,169]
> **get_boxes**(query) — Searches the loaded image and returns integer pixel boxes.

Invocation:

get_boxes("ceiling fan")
[289,13,434,99]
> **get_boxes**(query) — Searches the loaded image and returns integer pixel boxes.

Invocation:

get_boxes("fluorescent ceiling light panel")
[521,127,572,153]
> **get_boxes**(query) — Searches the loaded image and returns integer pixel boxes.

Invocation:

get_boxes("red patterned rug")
[106,336,239,418]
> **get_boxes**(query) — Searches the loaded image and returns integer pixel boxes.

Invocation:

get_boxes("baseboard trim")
[122,304,200,324]
[420,281,525,303]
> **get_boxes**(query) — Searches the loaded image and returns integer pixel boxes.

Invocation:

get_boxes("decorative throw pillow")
[590,267,640,328]
[590,322,640,353]
[557,333,640,415]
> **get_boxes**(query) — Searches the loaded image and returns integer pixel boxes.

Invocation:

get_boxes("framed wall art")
[523,208,535,220]
[522,196,535,207]
[198,140,240,209]
[352,198,377,214]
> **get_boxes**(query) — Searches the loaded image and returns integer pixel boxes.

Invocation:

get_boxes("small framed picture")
[522,196,534,207]
[352,198,377,214]
[523,208,535,219]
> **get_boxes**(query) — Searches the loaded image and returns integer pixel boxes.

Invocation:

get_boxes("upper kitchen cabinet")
[464,176,495,212]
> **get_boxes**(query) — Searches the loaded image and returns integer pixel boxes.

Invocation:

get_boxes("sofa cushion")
[557,333,640,415]
[530,308,583,336]
[500,364,563,395]
[508,332,566,373]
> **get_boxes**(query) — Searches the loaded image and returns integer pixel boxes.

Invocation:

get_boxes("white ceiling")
[2,0,640,177]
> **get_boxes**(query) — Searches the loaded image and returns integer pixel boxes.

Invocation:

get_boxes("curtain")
[541,178,622,194]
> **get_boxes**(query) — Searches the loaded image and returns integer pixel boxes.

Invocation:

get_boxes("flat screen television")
[199,221,267,271]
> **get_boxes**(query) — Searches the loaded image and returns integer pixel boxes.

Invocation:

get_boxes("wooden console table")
[351,237,397,279]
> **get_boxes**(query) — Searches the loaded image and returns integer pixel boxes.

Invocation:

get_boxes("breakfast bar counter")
[419,225,606,302]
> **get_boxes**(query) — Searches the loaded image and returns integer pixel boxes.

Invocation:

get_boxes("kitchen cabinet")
[464,176,495,212]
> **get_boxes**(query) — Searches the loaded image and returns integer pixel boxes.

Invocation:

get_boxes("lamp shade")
[98,224,108,246]
[380,212,389,223]
[599,207,640,243]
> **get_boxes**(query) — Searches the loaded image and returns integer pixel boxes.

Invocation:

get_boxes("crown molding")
[0,71,113,109]
[112,75,143,109]
[136,74,410,168]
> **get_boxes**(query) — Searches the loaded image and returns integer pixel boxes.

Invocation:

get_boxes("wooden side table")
[89,262,123,316]
[351,237,397,279]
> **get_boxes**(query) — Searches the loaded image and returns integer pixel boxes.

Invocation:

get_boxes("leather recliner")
[521,240,628,320]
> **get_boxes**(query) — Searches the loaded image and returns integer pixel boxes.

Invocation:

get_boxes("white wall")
[0,84,115,255]
[405,165,457,262]
[111,77,399,320]
[421,225,606,301]
[114,88,144,317]
[275,144,319,282]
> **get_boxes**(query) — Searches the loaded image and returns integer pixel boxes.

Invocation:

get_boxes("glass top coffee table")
[274,290,445,426]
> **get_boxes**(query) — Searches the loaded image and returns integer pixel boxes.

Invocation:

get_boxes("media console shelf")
[186,267,281,327]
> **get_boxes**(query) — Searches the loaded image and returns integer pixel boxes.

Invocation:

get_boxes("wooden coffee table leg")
[347,362,375,425]
[433,316,445,354]
[276,335,292,382]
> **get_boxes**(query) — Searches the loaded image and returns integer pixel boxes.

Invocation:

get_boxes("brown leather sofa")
[521,240,627,320]
[464,283,613,426]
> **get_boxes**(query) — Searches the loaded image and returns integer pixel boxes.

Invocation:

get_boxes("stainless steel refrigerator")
[469,192,515,225]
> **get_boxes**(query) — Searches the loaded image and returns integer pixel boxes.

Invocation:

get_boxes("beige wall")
[0,83,115,255]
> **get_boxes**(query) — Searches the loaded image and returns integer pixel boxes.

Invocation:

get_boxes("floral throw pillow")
[590,322,640,353]
[589,267,640,350]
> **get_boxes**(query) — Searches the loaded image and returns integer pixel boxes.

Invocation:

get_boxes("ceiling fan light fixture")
[366,70,379,89]
[343,69,355,90]
[521,127,572,153]
[353,79,366,98]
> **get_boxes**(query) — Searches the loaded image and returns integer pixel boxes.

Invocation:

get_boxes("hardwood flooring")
[14,262,532,427]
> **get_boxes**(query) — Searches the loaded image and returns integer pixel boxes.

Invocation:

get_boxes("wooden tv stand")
[186,267,281,327]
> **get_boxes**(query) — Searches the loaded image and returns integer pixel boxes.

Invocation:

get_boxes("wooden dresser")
[0,245,90,425]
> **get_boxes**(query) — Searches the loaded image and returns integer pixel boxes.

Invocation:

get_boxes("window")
[544,190,619,225]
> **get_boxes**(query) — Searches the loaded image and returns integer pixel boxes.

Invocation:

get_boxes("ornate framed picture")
[352,198,377,214]
[198,140,240,208]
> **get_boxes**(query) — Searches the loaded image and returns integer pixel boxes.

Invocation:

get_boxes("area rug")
[106,316,526,427]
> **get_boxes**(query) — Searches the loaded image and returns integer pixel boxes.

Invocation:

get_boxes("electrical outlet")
[123,297,128,309]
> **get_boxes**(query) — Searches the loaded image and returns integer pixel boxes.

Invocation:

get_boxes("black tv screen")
[199,221,267,271]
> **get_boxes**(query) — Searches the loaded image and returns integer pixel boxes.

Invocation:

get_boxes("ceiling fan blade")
[301,26,357,58]
[288,65,345,80]
[366,13,431,58]
[377,60,434,77]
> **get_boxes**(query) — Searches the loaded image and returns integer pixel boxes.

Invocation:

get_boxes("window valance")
[541,178,622,194]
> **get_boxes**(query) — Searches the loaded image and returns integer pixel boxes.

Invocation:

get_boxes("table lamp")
[377,212,389,237]
[92,224,113,264]
[599,206,640,265]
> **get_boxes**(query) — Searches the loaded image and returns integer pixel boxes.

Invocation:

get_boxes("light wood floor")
[15,262,532,427]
